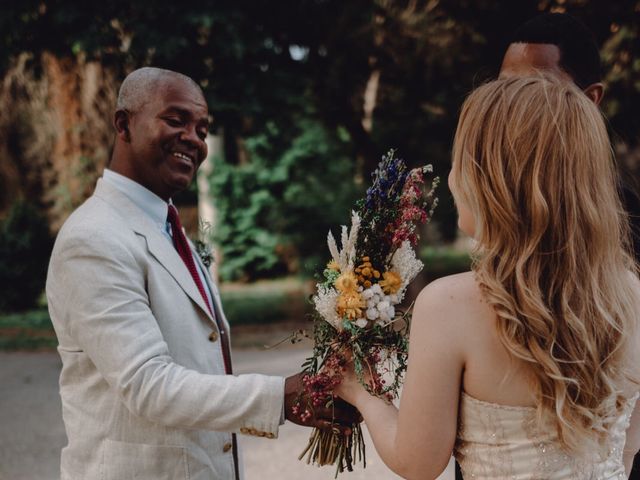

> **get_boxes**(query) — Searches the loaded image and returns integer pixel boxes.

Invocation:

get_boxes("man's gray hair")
[116,67,202,112]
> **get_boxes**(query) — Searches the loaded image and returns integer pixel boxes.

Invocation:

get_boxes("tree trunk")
[0,52,117,232]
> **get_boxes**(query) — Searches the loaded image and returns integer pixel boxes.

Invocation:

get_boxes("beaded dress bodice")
[454,392,638,480]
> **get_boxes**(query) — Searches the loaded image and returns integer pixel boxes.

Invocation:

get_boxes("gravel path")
[0,349,453,479]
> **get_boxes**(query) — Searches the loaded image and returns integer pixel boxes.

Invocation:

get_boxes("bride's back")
[454,270,640,407]
[453,270,539,407]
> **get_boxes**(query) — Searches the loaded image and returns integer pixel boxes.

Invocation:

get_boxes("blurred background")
[0,0,639,478]
[3,0,640,323]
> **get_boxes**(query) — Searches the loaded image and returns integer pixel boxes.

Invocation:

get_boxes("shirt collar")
[102,168,170,227]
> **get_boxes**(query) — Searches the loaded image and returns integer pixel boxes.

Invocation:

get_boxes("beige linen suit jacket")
[46,179,284,480]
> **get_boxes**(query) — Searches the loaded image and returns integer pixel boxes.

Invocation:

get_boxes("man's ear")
[584,82,604,106]
[114,109,131,142]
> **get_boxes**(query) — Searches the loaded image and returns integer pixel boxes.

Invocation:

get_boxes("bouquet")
[296,149,439,475]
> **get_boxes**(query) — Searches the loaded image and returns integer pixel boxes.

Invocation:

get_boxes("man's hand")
[284,373,362,433]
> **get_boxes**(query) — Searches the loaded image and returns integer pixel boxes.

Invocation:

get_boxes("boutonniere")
[194,219,215,268]
[194,240,214,268]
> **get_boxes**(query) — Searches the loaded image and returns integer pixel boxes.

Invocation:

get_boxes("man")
[453,13,640,480]
[46,67,357,480]
[500,13,604,104]
[500,12,640,261]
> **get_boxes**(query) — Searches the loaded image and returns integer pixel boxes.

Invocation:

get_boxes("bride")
[335,74,640,479]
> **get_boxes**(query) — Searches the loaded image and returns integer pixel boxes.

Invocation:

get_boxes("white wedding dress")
[454,391,639,479]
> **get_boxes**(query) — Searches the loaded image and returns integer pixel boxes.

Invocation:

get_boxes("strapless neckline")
[460,391,536,411]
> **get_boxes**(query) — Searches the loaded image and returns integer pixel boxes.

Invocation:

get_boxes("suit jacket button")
[208,331,218,342]
[223,442,233,453]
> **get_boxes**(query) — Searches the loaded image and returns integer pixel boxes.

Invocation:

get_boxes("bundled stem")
[298,424,366,478]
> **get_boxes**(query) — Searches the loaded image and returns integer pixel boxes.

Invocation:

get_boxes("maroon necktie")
[167,205,212,315]
[166,205,233,375]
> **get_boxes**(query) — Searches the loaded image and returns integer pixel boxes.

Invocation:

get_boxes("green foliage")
[0,308,55,351]
[0,334,58,351]
[220,287,311,326]
[0,308,51,328]
[210,118,360,281]
[420,246,472,281]
[4,0,640,277]
[0,201,53,312]
[207,159,284,281]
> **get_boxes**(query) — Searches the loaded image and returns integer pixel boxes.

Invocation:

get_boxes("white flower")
[362,286,404,322]
[378,309,392,322]
[328,211,361,272]
[389,241,424,301]
[385,305,395,319]
[377,300,390,312]
[378,349,389,362]
[362,288,374,300]
[355,318,368,328]
[312,286,341,330]
[374,303,396,325]
[327,232,340,268]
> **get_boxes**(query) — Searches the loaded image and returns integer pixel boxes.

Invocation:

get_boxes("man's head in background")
[500,13,604,105]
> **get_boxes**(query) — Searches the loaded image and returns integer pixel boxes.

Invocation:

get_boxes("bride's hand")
[333,358,372,407]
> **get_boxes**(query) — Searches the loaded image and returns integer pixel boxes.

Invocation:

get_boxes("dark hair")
[510,13,601,89]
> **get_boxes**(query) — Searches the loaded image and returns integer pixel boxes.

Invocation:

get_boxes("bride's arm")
[335,275,467,480]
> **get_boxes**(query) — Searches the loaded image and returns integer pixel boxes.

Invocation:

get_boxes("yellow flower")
[327,260,340,272]
[335,271,359,293]
[379,271,402,294]
[337,291,366,320]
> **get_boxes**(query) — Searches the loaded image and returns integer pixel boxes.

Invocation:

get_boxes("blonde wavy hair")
[451,75,639,454]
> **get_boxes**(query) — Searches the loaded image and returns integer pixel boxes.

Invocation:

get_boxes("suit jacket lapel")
[93,180,215,323]
[190,242,231,333]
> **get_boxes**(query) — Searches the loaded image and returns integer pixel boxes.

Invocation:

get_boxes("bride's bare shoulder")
[414,271,484,309]
[407,272,491,365]
[412,271,490,331]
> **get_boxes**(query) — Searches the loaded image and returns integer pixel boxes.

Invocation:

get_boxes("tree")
[1,0,639,280]
[0,201,53,311]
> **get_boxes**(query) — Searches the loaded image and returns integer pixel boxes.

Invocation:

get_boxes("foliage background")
[1,0,639,305]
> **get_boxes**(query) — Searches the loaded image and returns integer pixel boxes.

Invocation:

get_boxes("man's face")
[500,43,572,81]
[126,77,209,200]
